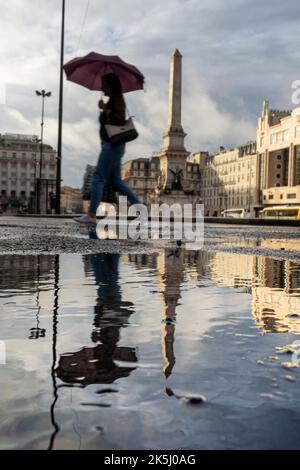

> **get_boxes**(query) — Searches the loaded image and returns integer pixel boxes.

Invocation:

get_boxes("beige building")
[121,156,160,205]
[61,186,83,214]
[196,141,258,216]
[0,133,56,212]
[257,101,300,206]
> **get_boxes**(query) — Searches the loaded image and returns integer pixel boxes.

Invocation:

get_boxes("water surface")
[0,249,300,450]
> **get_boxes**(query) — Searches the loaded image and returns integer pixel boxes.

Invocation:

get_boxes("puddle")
[0,249,300,449]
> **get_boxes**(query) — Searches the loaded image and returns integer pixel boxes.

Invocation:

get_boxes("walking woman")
[75,73,140,224]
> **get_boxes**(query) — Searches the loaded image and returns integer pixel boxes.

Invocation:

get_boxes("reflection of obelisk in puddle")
[157,249,184,378]
[155,50,194,206]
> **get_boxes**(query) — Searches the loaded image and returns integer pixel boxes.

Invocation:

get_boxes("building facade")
[82,164,95,213]
[196,141,258,216]
[61,186,83,214]
[121,156,160,205]
[0,133,56,212]
[82,164,95,200]
[257,101,300,206]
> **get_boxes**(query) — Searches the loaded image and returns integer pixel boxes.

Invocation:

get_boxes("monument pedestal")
[154,190,199,207]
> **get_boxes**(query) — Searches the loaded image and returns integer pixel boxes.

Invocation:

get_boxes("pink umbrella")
[63,51,145,93]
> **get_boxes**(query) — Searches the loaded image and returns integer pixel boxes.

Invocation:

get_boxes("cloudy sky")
[0,0,299,187]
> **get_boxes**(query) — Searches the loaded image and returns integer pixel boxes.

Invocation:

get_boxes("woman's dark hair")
[102,73,123,97]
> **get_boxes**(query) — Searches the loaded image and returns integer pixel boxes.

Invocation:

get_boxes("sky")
[0,0,300,187]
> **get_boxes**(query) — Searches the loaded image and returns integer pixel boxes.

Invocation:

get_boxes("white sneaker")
[73,214,97,225]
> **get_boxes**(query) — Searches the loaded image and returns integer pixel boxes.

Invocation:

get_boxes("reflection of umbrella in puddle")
[56,344,137,385]
[56,253,139,386]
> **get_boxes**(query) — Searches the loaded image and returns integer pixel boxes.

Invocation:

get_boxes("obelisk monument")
[156,50,190,202]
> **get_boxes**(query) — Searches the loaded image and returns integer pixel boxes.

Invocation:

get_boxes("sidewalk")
[0,216,300,261]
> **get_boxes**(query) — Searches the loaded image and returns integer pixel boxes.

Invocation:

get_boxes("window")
[276,174,281,179]
[269,194,274,199]
[287,193,297,199]
[283,130,290,142]
[276,183,281,187]
[277,155,282,160]
[277,164,282,170]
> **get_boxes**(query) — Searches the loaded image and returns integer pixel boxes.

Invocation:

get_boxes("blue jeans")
[89,141,140,214]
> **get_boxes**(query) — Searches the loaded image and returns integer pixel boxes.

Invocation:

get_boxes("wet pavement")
[0,216,300,261]
[0,217,300,449]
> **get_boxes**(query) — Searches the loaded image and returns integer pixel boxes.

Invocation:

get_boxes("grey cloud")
[0,0,299,186]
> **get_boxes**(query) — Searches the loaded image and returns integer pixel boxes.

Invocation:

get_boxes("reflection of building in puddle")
[56,253,138,386]
[252,258,300,334]
[194,252,300,333]
[198,251,254,290]
[126,253,158,272]
[260,238,300,253]
[0,255,55,340]
[0,255,55,292]
[128,250,300,365]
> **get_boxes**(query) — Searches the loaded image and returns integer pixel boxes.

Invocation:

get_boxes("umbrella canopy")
[63,52,145,93]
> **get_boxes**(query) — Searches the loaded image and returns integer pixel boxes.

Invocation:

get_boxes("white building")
[0,133,57,211]
[196,141,258,216]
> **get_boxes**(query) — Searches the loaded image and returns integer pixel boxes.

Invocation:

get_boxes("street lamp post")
[35,89,52,214]
[56,0,66,214]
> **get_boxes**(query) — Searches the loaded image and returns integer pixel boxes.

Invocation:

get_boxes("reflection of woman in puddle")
[56,253,137,385]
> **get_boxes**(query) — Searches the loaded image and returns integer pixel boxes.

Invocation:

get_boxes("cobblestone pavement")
[0,215,300,260]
